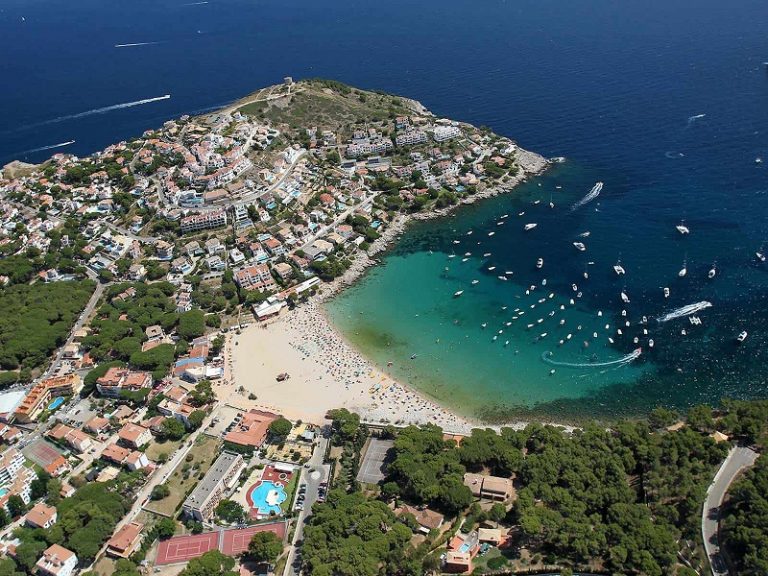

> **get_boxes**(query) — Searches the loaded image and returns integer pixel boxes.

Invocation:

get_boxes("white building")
[36,545,78,576]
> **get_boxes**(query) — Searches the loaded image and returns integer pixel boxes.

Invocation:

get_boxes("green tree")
[188,410,206,430]
[7,495,26,518]
[247,531,283,564]
[216,500,245,524]
[155,518,177,540]
[161,417,186,440]
[268,417,292,439]
[178,310,206,340]
[151,484,171,500]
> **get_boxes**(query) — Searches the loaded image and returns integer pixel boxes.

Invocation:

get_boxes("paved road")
[702,446,759,576]
[284,434,330,576]
[43,281,106,378]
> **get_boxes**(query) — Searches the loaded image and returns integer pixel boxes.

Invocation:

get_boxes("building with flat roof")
[182,451,245,521]
[463,473,515,502]
[106,522,144,558]
[35,544,77,576]
[0,447,24,485]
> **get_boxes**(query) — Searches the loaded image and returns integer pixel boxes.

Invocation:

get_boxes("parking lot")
[205,405,241,437]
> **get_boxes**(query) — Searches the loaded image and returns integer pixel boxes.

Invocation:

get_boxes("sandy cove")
[230,148,564,433]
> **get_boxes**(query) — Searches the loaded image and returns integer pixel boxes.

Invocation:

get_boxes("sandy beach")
[231,302,487,434]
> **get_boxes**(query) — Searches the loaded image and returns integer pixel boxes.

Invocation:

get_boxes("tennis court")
[155,532,219,565]
[356,438,394,485]
[155,522,287,565]
[22,439,65,469]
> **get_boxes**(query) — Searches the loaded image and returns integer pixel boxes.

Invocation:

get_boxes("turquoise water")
[248,481,286,516]
[0,488,7,497]
[48,397,65,411]
[327,164,768,422]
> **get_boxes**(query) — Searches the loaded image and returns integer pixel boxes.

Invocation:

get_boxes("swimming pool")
[247,480,287,516]
[48,397,65,411]
[0,488,7,497]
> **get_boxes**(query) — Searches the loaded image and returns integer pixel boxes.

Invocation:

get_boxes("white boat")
[481,323,487,329]
[498,275,508,281]
[578,231,591,238]
[453,290,464,298]
[549,201,555,209]
[736,331,748,343]
[483,252,491,257]
[757,251,766,262]
[536,258,544,269]
[462,258,469,262]
[676,223,690,235]
[649,339,654,348]
[533,200,541,205]
[488,231,495,237]
[708,264,716,279]
[614,261,626,275]
[488,266,496,271]
[679,260,687,277]
[505,271,514,275]
[756,158,763,164]
[573,242,586,251]
[518,211,525,216]
[572,283,578,291]
[448,254,456,259]
[524,223,538,231]
[471,280,479,285]
[621,291,630,303]
[663,287,670,298]
[452,240,460,244]
[464,252,471,257]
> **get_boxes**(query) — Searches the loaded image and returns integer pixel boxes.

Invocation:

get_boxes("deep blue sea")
[2,0,767,420]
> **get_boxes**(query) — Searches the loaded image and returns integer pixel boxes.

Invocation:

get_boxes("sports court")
[356,438,394,484]
[155,531,218,565]
[22,439,65,469]
[155,522,287,565]
[221,523,287,556]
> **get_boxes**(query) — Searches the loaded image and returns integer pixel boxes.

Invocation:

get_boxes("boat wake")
[28,95,171,128]
[656,301,712,323]
[686,113,706,126]
[114,42,162,48]
[17,140,76,155]
[665,151,685,159]
[541,348,642,369]
[571,181,604,211]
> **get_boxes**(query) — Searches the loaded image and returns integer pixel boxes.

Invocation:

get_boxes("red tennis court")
[221,523,287,556]
[155,522,287,565]
[155,531,218,565]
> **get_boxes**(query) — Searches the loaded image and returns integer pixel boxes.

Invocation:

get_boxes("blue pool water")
[248,481,286,516]
[47,397,65,411]
[0,488,8,497]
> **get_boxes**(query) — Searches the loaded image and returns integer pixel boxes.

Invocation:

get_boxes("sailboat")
[613,260,626,275]
[679,258,688,278]
[676,221,690,235]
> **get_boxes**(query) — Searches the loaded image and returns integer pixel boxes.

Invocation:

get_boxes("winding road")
[702,446,759,576]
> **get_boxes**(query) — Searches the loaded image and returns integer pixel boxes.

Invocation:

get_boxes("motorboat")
[663,287,670,298]
[453,290,464,298]
[578,231,591,238]
[757,251,766,263]
[573,242,586,251]
[524,223,538,231]
[736,331,748,343]
[452,240,460,244]
[679,260,688,277]
[614,261,626,275]
[488,231,495,237]
[488,266,496,271]
[536,258,544,269]
[621,291,630,303]
[676,223,690,235]
[649,339,654,347]
[471,280,479,285]
[708,264,716,279]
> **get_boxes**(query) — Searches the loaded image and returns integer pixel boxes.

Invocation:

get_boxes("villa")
[35,544,77,576]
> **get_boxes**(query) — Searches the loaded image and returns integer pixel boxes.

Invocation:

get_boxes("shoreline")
[231,146,579,433]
